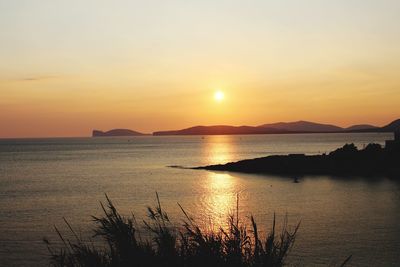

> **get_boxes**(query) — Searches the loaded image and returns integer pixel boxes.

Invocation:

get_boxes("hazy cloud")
[17,75,58,82]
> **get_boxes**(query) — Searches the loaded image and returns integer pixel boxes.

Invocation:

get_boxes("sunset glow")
[0,1,400,137]
[1,2,400,266]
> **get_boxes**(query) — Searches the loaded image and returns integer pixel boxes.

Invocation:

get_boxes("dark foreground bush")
[43,193,333,267]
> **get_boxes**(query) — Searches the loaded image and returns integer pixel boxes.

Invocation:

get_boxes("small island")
[195,131,400,177]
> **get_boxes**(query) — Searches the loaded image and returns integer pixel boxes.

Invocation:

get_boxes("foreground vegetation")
[44,194,349,267]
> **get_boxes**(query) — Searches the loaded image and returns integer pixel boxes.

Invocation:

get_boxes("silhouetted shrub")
[44,194,301,267]
[329,143,358,158]
[363,143,382,154]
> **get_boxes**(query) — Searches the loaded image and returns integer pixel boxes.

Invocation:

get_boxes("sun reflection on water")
[201,172,237,230]
[200,135,239,229]
[203,135,235,165]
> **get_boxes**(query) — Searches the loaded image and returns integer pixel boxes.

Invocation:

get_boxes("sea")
[0,133,399,266]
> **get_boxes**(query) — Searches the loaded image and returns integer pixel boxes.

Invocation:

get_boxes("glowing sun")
[214,90,224,102]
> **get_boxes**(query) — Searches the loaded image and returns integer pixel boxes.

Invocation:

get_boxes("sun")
[214,90,224,102]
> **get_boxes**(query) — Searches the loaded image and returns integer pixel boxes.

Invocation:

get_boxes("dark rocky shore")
[195,132,400,177]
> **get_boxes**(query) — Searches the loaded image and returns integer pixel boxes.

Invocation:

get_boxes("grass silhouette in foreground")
[44,193,304,267]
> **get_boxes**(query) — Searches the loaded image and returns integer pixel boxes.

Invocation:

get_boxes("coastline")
[195,141,400,178]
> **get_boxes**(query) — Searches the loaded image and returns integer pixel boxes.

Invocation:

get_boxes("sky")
[1,0,400,137]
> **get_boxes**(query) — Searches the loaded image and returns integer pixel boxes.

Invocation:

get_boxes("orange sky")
[1,1,400,137]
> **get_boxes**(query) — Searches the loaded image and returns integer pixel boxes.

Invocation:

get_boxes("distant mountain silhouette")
[152,119,400,136]
[345,124,378,131]
[380,119,400,132]
[348,119,400,133]
[92,129,147,137]
[259,120,343,132]
[153,125,289,136]
[93,119,399,136]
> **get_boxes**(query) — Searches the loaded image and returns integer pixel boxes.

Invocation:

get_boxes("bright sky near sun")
[1,0,400,137]
[214,91,224,102]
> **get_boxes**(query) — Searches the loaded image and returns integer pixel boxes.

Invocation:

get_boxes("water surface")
[0,133,399,266]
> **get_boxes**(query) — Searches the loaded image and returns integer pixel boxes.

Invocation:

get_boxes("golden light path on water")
[200,135,239,229]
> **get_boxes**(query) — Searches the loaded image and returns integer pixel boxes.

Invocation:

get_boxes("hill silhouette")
[348,119,400,133]
[92,129,147,137]
[152,119,399,136]
[380,119,400,132]
[259,120,343,132]
[153,125,289,136]
[92,119,400,136]
[345,124,378,131]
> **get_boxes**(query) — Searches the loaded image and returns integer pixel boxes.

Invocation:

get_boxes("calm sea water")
[0,133,399,266]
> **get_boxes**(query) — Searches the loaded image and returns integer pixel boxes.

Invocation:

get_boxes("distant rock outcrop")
[92,129,146,137]
[195,140,400,177]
